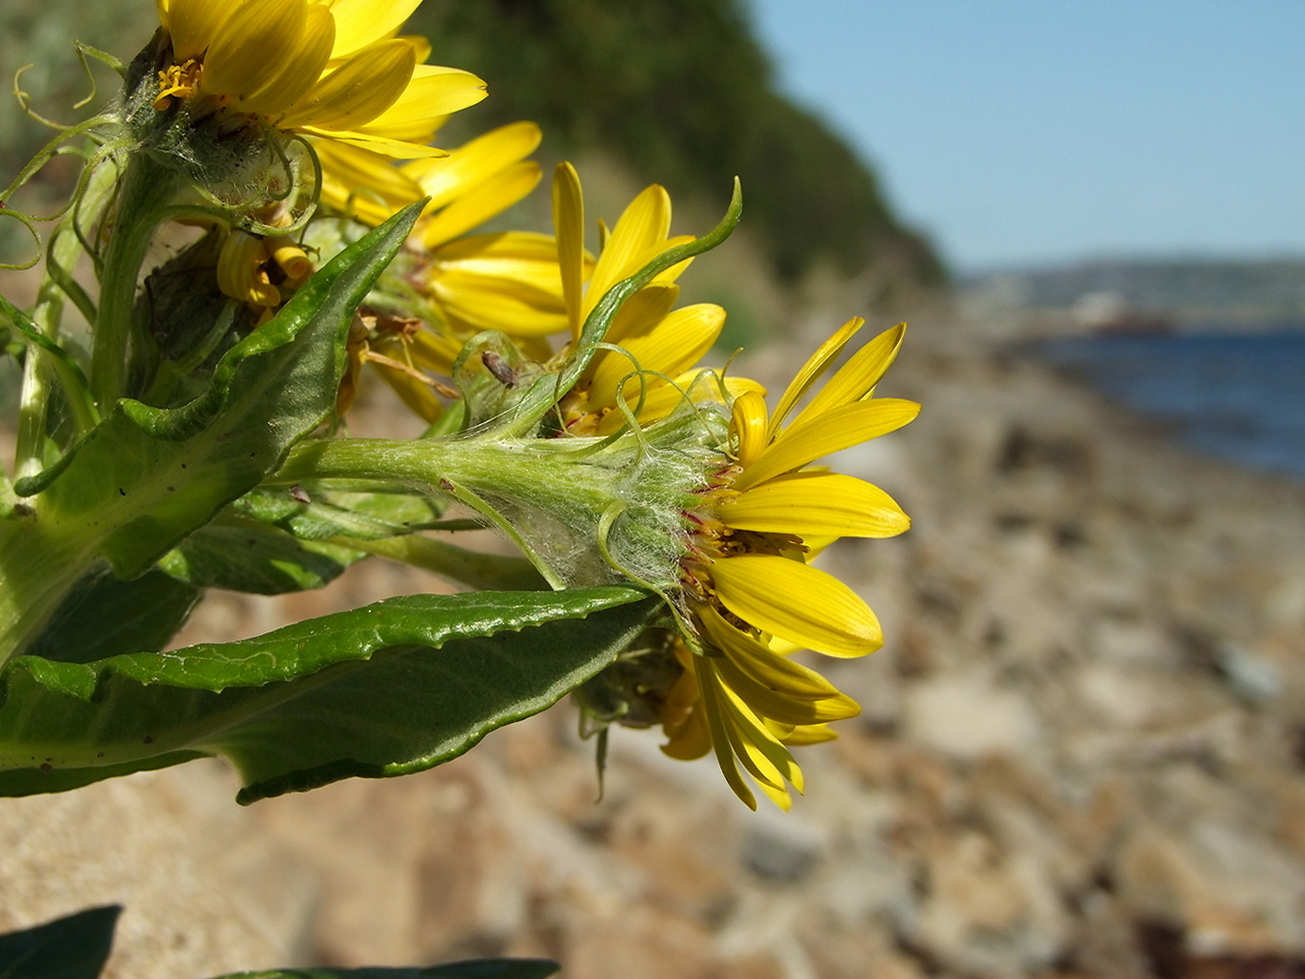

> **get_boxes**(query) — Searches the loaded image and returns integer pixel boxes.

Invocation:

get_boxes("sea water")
[1034,330,1305,482]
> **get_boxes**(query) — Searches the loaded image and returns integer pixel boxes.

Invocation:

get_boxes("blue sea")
[1033,330,1305,482]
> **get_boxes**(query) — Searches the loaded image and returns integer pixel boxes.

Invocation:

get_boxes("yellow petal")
[267,235,314,281]
[419,161,542,249]
[402,328,464,376]
[552,163,586,340]
[592,365,747,435]
[730,391,770,469]
[715,656,859,726]
[313,138,422,223]
[201,0,308,105]
[718,471,911,538]
[733,398,921,492]
[709,554,882,657]
[278,38,415,131]
[406,121,542,212]
[769,316,863,437]
[431,278,568,338]
[239,3,336,115]
[603,283,679,345]
[782,723,839,746]
[710,667,804,794]
[584,184,671,320]
[661,702,712,761]
[166,0,233,61]
[697,665,758,810]
[788,322,907,429]
[357,65,487,141]
[587,303,725,409]
[431,231,568,290]
[699,606,843,701]
[326,0,422,59]
[216,231,278,306]
[302,128,448,158]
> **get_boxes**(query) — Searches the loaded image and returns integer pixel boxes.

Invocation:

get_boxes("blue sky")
[747,1,1305,273]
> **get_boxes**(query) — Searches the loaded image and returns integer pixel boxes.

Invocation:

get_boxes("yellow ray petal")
[314,139,422,221]
[604,283,679,344]
[587,303,725,409]
[713,671,804,794]
[405,121,542,211]
[713,655,860,726]
[733,398,921,492]
[592,364,751,435]
[358,65,487,140]
[238,2,335,115]
[402,328,464,376]
[697,666,757,810]
[718,471,911,538]
[782,723,839,746]
[431,278,569,338]
[201,0,307,105]
[583,184,671,319]
[709,554,882,657]
[327,0,422,59]
[699,606,842,701]
[166,0,233,61]
[419,162,542,249]
[368,351,444,422]
[302,128,447,158]
[731,391,769,470]
[430,231,569,294]
[787,322,907,429]
[278,38,415,131]
[661,701,712,760]
[768,316,863,437]
[552,163,586,340]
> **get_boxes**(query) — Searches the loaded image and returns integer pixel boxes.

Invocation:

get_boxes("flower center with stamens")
[154,60,204,109]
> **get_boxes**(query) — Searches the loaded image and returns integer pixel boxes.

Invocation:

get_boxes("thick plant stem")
[331,535,547,591]
[90,153,181,408]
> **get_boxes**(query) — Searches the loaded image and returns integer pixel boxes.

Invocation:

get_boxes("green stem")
[275,434,693,594]
[329,534,546,591]
[90,153,182,407]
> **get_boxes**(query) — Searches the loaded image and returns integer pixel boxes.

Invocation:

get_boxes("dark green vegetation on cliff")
[411,0,944,288]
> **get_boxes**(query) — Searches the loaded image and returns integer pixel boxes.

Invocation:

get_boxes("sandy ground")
[3,304,1305,978]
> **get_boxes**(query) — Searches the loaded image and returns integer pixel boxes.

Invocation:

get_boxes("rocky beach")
[3,306,1305,978]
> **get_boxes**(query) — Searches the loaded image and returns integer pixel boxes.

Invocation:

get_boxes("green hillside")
[410,0,944,287]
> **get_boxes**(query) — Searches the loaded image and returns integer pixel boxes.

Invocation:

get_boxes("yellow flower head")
[152,0,486,158]
[547,163,745,434]
[664,320,918,810]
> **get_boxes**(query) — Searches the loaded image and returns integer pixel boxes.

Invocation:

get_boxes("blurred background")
[3,3,1305,978]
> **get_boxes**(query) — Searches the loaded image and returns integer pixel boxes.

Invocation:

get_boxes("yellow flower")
[552,162,694,343]
[665,320,918,809]
[153,0,486,158]
[309,123,564,418]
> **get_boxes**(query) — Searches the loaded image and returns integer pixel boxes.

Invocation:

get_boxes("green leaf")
[206,960,558,979]
[232,486,449,542]
[159,514,360,595]
[0,587,656,803]
[0,905,120,979]
[20,569,201,663]
[15,202,423,579]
